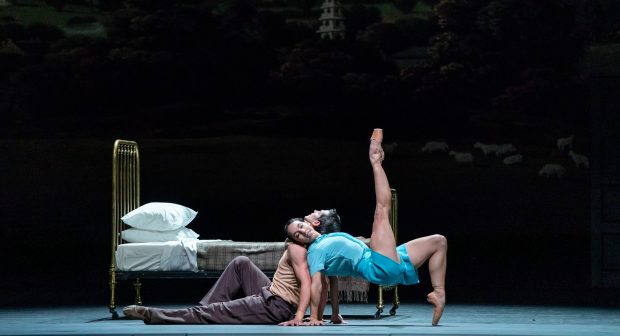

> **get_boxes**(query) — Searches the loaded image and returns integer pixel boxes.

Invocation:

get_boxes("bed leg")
[390,285,400,316]
[375,285,384,319]
[133,278,142,306]
[108,267,119,319]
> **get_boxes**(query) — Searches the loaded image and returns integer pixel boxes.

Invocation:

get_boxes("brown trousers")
[144,256,295,324]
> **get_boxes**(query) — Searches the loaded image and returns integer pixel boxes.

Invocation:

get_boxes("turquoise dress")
[307,232,419,286]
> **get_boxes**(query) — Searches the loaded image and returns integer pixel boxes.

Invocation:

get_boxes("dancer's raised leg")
[367,132,398,262]
[404,234,448,325]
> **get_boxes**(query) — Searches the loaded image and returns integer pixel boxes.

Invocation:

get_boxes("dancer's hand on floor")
[305,317,324,326]
[278,318,304,326]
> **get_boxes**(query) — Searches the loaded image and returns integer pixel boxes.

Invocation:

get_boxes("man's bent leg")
[200,256,271,305]
[146,288,293,324]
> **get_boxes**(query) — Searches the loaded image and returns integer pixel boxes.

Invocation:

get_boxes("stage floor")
[1,303,619,336]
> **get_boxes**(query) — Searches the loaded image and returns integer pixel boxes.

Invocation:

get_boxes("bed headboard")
[109,139,140,314]
[111,140,140,255]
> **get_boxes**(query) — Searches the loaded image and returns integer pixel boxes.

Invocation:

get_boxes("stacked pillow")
[120,202,199,243]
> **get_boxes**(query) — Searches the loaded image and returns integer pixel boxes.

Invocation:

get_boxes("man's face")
[304,209,331,225]
[287,220,319,244]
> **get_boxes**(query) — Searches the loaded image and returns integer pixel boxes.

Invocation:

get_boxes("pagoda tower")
[317,0,346,40]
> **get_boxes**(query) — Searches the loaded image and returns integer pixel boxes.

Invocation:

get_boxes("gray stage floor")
[1,303,619,336]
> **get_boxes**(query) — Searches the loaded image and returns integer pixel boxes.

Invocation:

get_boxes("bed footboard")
[375,188,400,318]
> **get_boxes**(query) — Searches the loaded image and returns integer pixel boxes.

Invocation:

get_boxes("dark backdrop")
[1,0,619,311]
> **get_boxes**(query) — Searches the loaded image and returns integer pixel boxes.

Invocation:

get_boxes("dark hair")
[317,208,341,234]
[284,210,342,244]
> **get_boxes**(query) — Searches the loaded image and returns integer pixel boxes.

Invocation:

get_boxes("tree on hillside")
[434,0,480,32]
[478,0,585,119]
[98,0,124,11]
[393,0,418,13]
[358,22,407,54]
[45,0,66,11]
[292,0,318,17]
[395,16,439,46]
[272,37,399,131]
[575,0,620,42]
[420,0,441,6]
[410,0,586,129]
[102,2,223,109]
[345,4,382,40]
[478,0,583,71]
[123,0,177,12]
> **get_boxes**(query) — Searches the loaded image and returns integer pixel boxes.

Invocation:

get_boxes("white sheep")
[568,150,589,169]
[473,142,499,156]
[538,163,566,179]
[495,143,517,157]
[557,134,574,151]
[449,150,474,166]
[421,141,449,153]
[503,154,523,165]
[383,141,399,155]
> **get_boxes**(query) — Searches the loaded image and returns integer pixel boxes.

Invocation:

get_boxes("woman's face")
[287,220,319,244]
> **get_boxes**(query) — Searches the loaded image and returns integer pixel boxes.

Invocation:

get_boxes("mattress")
[115,239,286,272]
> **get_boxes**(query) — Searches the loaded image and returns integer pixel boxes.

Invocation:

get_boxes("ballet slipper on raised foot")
[371,128,383,143]
[369,129,385,163]
[123,305,147,319]
[426,291,445,326]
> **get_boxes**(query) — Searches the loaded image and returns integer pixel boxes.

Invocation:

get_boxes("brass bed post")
[374,188,400,319]
[109,140,140,319]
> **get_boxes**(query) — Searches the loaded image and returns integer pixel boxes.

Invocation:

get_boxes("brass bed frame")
[108,139,399,319]
[376,190,400,318]
[109,139,140,319]
[108,140,266,318]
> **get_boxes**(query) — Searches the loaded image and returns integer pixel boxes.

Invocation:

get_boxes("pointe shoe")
[426,291,445,326]
[123,305,147,319]
[371,128,383,143]
[370,129,385,162]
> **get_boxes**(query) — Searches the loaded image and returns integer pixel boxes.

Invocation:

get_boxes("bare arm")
[308,272,325,325]
[278,244,310,326]
[317,274,328,320]
[329,276,345,324]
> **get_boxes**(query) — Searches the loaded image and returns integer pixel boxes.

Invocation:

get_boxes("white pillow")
[121,227,200,243]
[121,202,197,231]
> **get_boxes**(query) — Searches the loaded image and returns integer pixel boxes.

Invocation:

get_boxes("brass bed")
[108,139,399,319]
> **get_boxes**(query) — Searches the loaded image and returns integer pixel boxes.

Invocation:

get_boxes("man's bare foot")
[426,291,445,326]
[123,305,147,320]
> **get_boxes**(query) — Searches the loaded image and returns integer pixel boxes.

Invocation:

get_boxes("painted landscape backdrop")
[1,0,619,308]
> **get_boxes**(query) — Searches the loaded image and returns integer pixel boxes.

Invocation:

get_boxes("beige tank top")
[269,249,300,306]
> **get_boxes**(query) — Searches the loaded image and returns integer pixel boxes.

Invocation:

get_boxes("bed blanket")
[197,240,286,271]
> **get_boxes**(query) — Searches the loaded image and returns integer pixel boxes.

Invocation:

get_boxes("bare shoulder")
[287,243,308,261]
